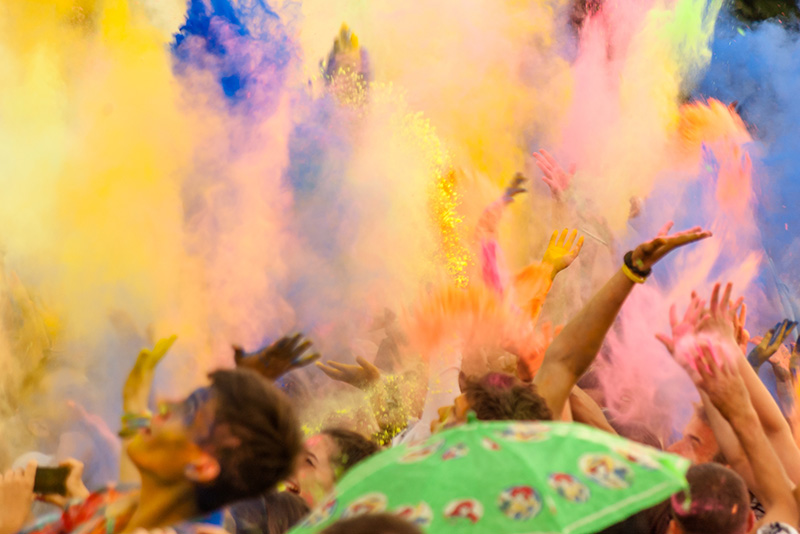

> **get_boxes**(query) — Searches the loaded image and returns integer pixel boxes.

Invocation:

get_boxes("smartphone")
[33,466,71,496]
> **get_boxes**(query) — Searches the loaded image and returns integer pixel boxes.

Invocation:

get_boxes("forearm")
[772,369,796,417]
[570,387,616,434]
[548,269,634,376]
[737,354,800,483]
[535,269,634,415]
[700,393,758,495]
[729,407,794,512]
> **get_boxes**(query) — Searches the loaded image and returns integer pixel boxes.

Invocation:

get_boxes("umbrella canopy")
[290,420,689,534]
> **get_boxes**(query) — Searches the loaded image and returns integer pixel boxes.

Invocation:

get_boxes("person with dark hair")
[0,369,303,534]
[431,371,553,432]
[669,331,799,533]
[670,463,753,534]
[595,499,671,534]
[319,514,423,534]
[284,428,379,506]
[229,491,309,534]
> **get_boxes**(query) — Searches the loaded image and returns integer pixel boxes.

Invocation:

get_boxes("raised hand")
[533,149,575,200]
[695,282,742,343]
[542,228,584,278]
[503,173,528,202]
[234,334,320,381]
[769,343,793,382]
[656,291,706,355]
[0,462,36,534]
[631,222,712,272]
[732,302,749,354]
[690,341,751,421]
[748,319,798,369]
[316,356,381,390]
[123,335,177,413]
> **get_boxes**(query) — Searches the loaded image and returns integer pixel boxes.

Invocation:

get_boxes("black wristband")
[624,251,652,278]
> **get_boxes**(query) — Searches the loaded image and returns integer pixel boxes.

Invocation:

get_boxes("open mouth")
[283,479,300,494]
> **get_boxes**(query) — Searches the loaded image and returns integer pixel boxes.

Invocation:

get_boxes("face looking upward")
[667,412,719,464]
[127,386,221,485]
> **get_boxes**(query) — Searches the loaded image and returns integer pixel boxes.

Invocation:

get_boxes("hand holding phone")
[34,466,71,496]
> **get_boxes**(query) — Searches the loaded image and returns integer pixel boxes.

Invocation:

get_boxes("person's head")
[610,420,663,450]
[432,371,553,433]
[230,491,310,534]
[320,514,423,534]
[595,499,671,534]
[286,428,379,506]
[127,369,302,513]
[666,405,721,464]
[668,463,754,534]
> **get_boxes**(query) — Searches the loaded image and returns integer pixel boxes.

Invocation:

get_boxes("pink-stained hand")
[533,149,575,200]
[689,341,752,421]
[656,291,706,355]
[696,282,742,344]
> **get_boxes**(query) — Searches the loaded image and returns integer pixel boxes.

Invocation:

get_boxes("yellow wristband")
[622,264,646,284]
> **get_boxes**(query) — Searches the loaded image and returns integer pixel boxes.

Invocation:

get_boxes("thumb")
[655,333,675,355]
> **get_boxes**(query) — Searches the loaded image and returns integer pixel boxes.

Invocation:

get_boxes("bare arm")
[120,336,176,483]
[534,223,712,417]
[692,342,798,530]
[534,269,634,417]
[570,386,616,434]
[699,391,758,493]
[736,352,800,485]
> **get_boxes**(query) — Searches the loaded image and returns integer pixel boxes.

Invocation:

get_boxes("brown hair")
[229,491,310,534]
[321,514,423,534]
[671,463,750,534]
[322,427,380,479]
[194,369,303,512]
[463,372,553,422]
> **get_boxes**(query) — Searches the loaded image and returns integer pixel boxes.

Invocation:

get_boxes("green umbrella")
[290,420,689,534]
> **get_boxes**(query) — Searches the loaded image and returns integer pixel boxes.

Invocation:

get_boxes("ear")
[458,371,468,393]
[185,452,221,484]
[745,509,755,532]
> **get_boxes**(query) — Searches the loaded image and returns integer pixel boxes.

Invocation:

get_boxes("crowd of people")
[0,144,798,534]
[0,2,798,530]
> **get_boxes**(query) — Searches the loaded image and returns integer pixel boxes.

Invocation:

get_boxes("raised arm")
[475,174,527,294]
[690,341,798,531]
[699,285,800,485]
[533,223,711,417]
[120,335,176,483]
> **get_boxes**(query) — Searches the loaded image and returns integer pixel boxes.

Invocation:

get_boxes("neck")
[122,473,201,533]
